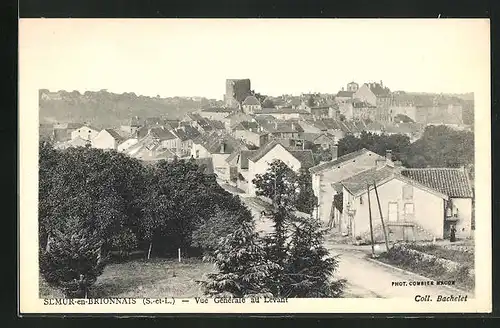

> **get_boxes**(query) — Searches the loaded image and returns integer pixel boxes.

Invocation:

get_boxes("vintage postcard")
[19,18,491,314]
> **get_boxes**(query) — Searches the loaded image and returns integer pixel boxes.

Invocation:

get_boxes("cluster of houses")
[310,149,473,243]
[44,79,474,243]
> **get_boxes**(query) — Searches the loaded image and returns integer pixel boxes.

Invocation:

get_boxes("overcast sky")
[19,19,489,99]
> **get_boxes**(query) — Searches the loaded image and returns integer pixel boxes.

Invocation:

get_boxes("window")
[403,184,413,200]
[359,195,363,204]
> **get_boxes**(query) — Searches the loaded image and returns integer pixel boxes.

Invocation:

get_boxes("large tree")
[204,159,344,298]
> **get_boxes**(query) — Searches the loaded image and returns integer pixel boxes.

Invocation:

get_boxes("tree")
[295,168,318,215]
[191,206,253,253]
[283,217,345,297]
[40,226,105,298]
[201,219,277,298]
[139,159,250,258]
[262,98,276,108]
[252,160,299,210]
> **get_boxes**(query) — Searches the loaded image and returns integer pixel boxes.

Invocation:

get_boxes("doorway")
[388,202,398,222]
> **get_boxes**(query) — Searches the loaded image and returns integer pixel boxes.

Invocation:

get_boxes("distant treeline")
[39,89,223,127]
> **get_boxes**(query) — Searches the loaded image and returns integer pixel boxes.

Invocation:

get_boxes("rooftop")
[243,95,261,106]
[401,168,473,198]
[309,148,383,174]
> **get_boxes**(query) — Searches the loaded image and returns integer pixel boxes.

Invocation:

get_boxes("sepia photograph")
[19,18,491,314]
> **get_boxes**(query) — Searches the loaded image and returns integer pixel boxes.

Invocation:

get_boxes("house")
[363,120,386,135]
[170,126,200,157]
[384,123,424,142]
[351,99,378,121]
[321,119,347,141]
[242,95,262,114]
[118,137,139,152]
[71,125,99,141]
[92,129,126,150]
[401,168,474,239]
[51,122,82,142]
[247,140,315,196]
[222,111,255,131]
[226,149,258,190]
[191,132,249,181]
[233,121,269,147]
[120,116,142,135]
[149,127,179,151]
[183,113,215,133]
[310,106,331,119]
[253,107,310,120]
[54,136,90,149]
[336,89,355,103]
[298,120,325,134]
[198,107,234,121]
[310,133,337,151]
[353,81,391,107]
[337,165,451,242]
[353,81,392,122]
[309,148,387,226]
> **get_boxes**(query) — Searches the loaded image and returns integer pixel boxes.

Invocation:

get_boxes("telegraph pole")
[367,184,375,257]
[373,181,390,252]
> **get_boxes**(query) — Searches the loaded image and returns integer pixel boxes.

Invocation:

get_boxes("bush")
[40,228,106,298]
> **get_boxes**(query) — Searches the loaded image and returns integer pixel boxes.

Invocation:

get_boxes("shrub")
[40,228,106,298]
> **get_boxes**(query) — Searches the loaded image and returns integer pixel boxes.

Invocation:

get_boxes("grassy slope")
[40,258,215,298]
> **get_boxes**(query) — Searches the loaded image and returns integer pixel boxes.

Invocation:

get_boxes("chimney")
[380,80,383,87]
[386,149,393,162]
[220,142,226,153]
[331,145,338,160]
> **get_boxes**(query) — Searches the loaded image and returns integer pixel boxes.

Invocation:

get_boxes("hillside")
[39,90,223,128]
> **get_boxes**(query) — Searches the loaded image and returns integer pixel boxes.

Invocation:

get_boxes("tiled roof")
[150,127,177,141]
[260,121,304,133]
[172,128,189,141]
[243,95,261,106]
[240,150,258,169]
[248,140,284,163]
[201,107,234,113]
[366,82,391,97]
[209,120,225,130]
[202,133,248,154]
[341,166,395,196]
[256,108,309,115]
[103,128,126,142]
[401,168,473,198]
[289,150,315,169]
[309,148,383,174]
[336,91,354,98]
[248,140,313,168]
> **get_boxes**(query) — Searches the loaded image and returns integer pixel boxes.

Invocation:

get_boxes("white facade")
[92,130,121,150]
[343,176,447,240]
[191,143,211,159]
[118,138,139,152]
[247,143,302,196]
[311,151,385,225]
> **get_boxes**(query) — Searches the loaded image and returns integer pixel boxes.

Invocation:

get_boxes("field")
[40,258,216,298]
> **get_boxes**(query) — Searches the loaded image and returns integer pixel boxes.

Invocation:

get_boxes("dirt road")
[228,186,472,299]
[326,244,473,299]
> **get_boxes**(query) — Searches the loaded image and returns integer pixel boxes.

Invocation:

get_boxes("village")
[39,79,475,299]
